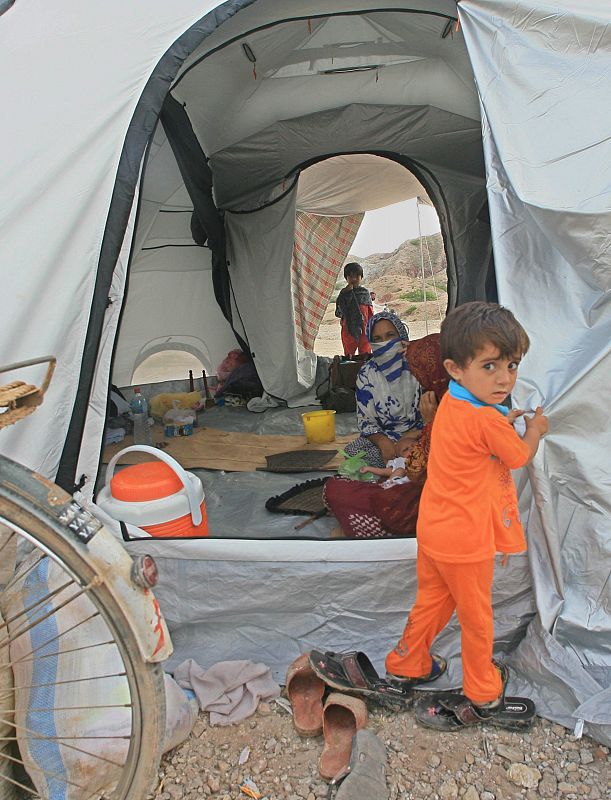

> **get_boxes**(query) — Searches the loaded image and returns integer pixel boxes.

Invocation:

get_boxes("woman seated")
[343,310,424,468]
[323,327,448,538]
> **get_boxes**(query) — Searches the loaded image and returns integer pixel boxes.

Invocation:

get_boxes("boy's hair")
[344,261,364,279]
[441,301,530,366]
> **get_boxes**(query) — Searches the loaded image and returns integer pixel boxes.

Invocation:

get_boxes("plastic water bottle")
[130,388,153,446]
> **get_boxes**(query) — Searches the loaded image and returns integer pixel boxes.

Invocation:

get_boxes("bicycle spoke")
[0,704,131,713]
[0,577,74,633]
[0,529,16,555]
[0,719,128,767]
[2,671,128,692]
[2,552,47,595]
[0,582,99,654]
[0,768,39,796]
[0,749,86,790]
[0,483,165,799]
[9,610,101,666]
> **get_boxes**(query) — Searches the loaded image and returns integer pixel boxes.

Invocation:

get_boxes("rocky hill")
[316,233,448,356]
[350,232,446,283]
[347,232,448,322]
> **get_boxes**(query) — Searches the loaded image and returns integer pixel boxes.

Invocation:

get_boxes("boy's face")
[346,272,362,287]
[444,342,520,405]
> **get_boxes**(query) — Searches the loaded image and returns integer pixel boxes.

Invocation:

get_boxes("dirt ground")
[154,695,609,800]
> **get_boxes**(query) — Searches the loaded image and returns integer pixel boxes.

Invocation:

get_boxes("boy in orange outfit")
[385,301,548,722]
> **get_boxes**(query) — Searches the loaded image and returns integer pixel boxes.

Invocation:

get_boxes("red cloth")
[323,476,421,538]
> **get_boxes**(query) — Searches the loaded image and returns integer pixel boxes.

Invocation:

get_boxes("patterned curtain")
[291,211,364,350]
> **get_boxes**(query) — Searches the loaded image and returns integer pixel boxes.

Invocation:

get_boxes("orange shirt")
[417,393,530,563]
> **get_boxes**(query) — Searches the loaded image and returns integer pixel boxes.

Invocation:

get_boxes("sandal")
[286,653,325,737]
[319,692,368,782]
[386,654,447,687]
[335,729,389,800]
[415,662,536,731]
[309,650,409,708]
[414,692,536,731]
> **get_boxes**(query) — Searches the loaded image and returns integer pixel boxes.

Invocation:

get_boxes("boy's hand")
[507,408,525,425]
[525,407,548,437]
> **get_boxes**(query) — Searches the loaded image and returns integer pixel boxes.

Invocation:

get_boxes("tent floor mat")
[102,426,353,473]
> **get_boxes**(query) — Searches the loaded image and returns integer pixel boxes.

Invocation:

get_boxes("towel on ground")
[173,658,280,726]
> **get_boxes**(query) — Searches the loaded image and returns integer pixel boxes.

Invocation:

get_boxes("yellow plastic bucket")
[302,409,336,444]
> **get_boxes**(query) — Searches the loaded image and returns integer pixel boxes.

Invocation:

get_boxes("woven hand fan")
[265,478,329,516]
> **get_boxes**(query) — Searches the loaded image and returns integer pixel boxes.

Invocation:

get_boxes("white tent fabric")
[112,129,238,388]
[0,0,609,745]
[296,154,428,215]
[0,1,221,474]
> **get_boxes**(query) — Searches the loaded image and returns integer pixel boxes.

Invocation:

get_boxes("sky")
[351,198,441,257]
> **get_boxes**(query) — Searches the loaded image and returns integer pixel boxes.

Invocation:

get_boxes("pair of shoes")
[386,653,447,687]
[284,654,369,781]
[308,649,409,707]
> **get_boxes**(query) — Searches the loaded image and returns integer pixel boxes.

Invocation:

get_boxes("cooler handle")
[105,445,203,526]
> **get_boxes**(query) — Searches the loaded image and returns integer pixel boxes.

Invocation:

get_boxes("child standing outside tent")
[385,301,548,726]
[334,262,374,357]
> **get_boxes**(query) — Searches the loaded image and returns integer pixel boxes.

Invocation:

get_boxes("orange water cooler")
[97,446,209,538]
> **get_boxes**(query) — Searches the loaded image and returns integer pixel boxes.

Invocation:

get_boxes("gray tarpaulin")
[460,0,611,743]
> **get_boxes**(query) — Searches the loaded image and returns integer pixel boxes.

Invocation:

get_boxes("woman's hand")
[419,390,438,424]
[367,433,397,462]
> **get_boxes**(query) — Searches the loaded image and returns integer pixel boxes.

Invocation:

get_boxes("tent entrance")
[60,2,496,488]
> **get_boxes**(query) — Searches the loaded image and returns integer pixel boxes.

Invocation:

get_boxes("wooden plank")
[102,425,354,472]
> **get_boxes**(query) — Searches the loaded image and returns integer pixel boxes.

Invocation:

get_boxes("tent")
[0,1,609,743]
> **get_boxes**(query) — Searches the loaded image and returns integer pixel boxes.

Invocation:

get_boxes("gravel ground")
[153,697,609,800]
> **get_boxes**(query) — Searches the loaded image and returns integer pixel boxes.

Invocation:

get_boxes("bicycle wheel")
[0,458,165,799]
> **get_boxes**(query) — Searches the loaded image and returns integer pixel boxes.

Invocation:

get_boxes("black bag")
[315,354,370,413]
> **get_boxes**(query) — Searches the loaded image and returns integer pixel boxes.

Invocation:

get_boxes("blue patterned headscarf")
[366,310,410,383]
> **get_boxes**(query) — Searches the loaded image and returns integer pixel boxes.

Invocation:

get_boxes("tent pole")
[416,197,429,335]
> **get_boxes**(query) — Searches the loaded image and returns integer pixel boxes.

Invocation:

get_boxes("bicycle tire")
[0,459,165,799]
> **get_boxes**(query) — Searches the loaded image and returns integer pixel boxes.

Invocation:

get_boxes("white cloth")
[355,360,422,441]
[173,658,280,726]
[247,393,283,413]
[381,455,410,489]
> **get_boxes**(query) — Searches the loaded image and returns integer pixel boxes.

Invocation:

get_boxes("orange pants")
[340,328,371,357]
[385,551,502,704]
